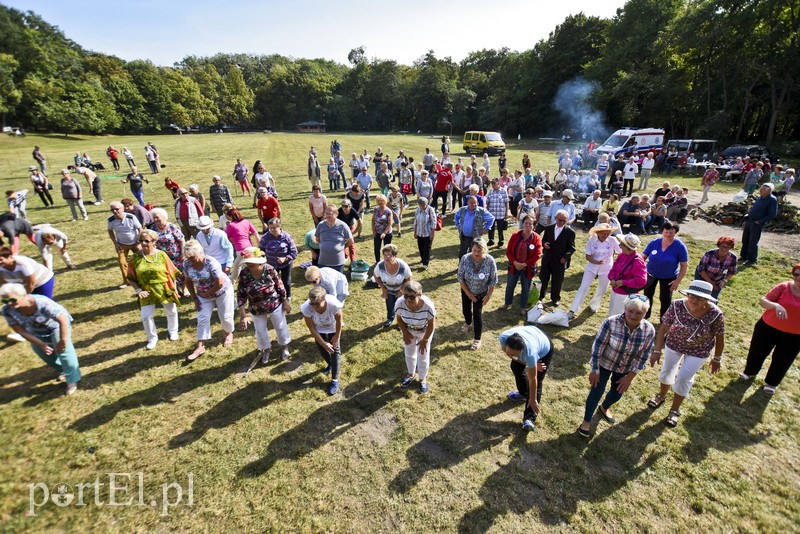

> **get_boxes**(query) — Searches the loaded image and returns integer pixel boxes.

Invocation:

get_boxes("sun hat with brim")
[679,280,718,303]
[615,233,641,250]
[562,189,575,199]
[589,222,617,236]
[543,190,554,197]
[241,247,266,265]
[197,215,214,230]
[28,165,37,171]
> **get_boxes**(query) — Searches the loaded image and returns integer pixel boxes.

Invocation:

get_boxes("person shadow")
[681,379,771,463]
[389,402,517,495]
[237,352,403,479]
[458,407,664,531]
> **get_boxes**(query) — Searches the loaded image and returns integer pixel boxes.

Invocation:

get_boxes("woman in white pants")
[183,240,235,361]
[236,247,291,364]
[646,280,725,427]
[568,223,620,320]
[394,281,437,394]
[126,229,180,350]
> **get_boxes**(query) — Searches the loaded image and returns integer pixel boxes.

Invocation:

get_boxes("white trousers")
[608,291,627,316]
[658,346,709,397]
[141,302,178,342]
[569,268,610,313]
[251,307,291,351]
[40,238,73,270]
[230,253,244,284]
[196,285,235,341]
[404,328,434,381]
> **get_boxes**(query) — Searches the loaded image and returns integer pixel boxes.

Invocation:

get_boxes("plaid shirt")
[590,314,655,374]
[485,187,508,219]
[696,249,737,283]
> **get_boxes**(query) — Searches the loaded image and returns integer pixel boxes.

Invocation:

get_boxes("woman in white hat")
[236,246,291,364]
[606,233,648,316]
[29,166,54,208]
[646,279,725,427]
[568,222,621,320]
[699,163,720,204]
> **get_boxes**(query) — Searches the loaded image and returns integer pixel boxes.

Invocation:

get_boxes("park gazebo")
[296,120,326,133]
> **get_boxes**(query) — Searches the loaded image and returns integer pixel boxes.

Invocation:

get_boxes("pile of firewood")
[691,198,800,233]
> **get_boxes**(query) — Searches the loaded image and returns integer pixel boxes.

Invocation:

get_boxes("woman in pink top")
[224,206,259,282]
[606,233,648,316]
[308,185,328,226]
[741,262,800,395]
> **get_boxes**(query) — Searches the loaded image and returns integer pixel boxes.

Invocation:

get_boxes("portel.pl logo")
[28,472,193,516]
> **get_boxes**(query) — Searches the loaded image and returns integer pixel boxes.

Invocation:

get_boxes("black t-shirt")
[338,207,360,228]
[127,173,144,192]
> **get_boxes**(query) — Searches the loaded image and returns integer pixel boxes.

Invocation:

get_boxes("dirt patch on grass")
[352,408,398,447]
[683,189,800,258]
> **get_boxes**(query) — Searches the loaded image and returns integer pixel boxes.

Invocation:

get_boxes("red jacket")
[505,230,542,278]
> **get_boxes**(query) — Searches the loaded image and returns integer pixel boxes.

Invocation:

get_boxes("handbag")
[401,183,412,194]
[435,215,443,231]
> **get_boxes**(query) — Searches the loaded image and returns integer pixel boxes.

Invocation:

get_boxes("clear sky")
[4,0,627,66]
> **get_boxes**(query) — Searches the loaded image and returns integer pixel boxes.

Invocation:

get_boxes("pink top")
[309,194,327,217]
[607,251,648,295]
[225,219,258,253]
[762,281,800,335]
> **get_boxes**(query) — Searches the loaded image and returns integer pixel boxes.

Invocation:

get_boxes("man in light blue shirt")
[356,169,373,210]
[455,195,495,257]
[548,189,576,226]
[499,325,553,431]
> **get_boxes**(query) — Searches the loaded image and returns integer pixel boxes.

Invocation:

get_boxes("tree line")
[0,0,797,147]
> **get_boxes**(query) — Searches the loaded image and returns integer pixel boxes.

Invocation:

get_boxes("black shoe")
[549,300,560,307]
[498,241,504,248]
[598,406,616,424]
[487,240,495,246]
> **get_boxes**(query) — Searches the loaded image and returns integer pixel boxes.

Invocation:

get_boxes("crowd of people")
[2,141,797,444]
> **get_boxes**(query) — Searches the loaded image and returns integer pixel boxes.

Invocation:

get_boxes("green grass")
[0,132,797,532]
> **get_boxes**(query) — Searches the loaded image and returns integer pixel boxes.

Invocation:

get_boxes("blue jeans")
[320,263,344,273]
[132,189,145,206]
[315,332,341,380]
[504,270,532,309]
[385,291,398,323]
[583,367,627,423]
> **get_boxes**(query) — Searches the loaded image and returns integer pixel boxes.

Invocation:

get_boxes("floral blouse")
[183,256,229,298]
[663,299,724,357]
[154,223,184,262]
[457,254,498,295]
[237,264,286,316]
[3,294,72,337]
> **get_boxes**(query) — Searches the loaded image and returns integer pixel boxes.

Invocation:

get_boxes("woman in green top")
[127,229,181,350]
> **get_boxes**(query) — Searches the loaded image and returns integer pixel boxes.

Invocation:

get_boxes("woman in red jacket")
[502,215,542,316]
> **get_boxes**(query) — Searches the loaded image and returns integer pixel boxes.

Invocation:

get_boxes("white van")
[595,128,665,158]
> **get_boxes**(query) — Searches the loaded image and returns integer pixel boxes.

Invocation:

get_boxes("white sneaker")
[280,346,290,361]
[93,201,102,205]
[146,339,158,350]
[7,332,25,342]
[83,216,89,221]
[168,332,179,341]
[118,284,128,289]
[65,383,78,395]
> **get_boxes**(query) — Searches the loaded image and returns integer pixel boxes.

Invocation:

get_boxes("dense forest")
[0,0,797,147]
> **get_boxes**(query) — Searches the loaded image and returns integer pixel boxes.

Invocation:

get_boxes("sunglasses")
[1,297,17,304]
[139,239,154,243]
[625,294,648,303]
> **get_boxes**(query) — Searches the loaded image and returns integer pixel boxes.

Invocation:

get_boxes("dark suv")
[722,145,777,162]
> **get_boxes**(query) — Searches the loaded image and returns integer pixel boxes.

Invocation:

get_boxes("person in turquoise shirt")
[499,325,553,432]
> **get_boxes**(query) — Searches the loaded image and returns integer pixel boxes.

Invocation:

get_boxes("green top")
[129,250,181,307]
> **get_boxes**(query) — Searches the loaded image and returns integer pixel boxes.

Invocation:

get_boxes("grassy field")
[0,132,797,532]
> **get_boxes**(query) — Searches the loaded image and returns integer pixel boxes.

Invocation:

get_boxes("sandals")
[647,393,665,409]
[665,409,681,427]
[470,339,482,350]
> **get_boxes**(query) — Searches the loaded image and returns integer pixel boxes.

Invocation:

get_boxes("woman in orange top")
[740,262,800,394]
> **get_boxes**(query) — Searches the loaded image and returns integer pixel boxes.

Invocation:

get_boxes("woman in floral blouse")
[457,238,498,350]
[646,280,725,427]
[150,208,186,295]
[237,247,291,364]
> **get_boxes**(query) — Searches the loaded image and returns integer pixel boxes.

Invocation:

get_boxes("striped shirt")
[394,295,436,330]
[590,314,655,374]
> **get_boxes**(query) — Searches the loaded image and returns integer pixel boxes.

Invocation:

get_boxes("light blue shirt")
[547,199,575,223]
[499,326,552,369]
[357,172,373,190]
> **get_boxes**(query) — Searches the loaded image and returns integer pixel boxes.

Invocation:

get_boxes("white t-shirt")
[374,259,411,293]
[642,158,655,170]
[584,236,622,275]
[394,295,437,330]
[0,255,53,287]
[624,163,639,179]
[318,267,349,301]
[301,295,343,334]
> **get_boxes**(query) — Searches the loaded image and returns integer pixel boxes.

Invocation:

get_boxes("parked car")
[722,145,777,163]
[596,127,665,158]
[463,131,506,155]
[666,139,722,162]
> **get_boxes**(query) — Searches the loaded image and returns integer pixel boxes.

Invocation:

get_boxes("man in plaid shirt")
[485,178,509,247]
[578,295,655,437]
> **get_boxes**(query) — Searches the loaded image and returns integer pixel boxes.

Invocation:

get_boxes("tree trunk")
[735,78,758,142]
[766,78,788,147]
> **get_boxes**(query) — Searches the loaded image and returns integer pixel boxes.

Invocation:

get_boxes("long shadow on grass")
[458,408,663,531]
[168,370,318,449]
[390,402,516,494]
[69,356,245,432]
[681,379,771,463]
[70,299,139,324]
[237,354,402,478]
